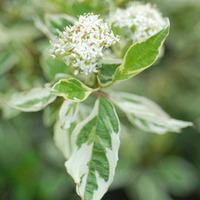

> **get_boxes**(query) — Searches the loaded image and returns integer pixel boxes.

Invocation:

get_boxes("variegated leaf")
[54,101,78,159]
[111,92,192,134]
[52,78,93,102]
[8,88,56,112]
[114,25,170,81]
[65,97,120,200]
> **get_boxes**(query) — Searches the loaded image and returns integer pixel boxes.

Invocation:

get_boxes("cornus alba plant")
[8,4,192,200]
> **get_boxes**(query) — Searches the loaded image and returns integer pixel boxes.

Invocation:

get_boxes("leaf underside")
[111,92,192,134]
[8,88,56,112]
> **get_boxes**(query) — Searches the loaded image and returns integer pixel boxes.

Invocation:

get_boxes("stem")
[93,90,108,98]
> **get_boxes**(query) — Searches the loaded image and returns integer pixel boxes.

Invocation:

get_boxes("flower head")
[109,2,168,43]
[50,13,118,75]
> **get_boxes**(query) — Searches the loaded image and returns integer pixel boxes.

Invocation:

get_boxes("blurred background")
[0,0,200,199]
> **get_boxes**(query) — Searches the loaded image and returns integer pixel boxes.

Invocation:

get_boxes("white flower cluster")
[109,2,168,43]
[50,14,118,75]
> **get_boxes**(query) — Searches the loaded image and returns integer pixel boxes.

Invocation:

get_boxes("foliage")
[0,0,200,200]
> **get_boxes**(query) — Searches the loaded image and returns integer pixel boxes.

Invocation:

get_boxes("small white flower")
[109,2,168,43]
[50,13,118,75]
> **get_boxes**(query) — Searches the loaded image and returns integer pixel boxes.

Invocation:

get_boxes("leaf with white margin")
[54,102,92,159]
[65,97,120,200]
[54,101,78,159]
[111,92,192,134]
[114,24,170,81]
[8,88,56,112]
[52,78,93,102]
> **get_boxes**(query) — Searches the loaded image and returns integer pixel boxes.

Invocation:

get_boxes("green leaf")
[0,93,19,119]
[111,92,192,134]
[0,47,18,75]
[136,174,172,200]
[43,100,60,127]
[97,64,118,87]
[8,88,56,112]
[157,157,198,196]
[40,49,69,81]
[115,26,170,81]
[52,78,93,102]
[35,14,76,38]
[65,97,120,200]
[45,14,76,36]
